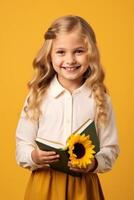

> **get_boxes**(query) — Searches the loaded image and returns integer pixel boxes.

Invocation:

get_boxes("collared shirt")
[16,75,120,173]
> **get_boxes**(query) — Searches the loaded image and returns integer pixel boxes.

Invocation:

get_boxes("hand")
[68,158,97,173]
[31,148,60,168]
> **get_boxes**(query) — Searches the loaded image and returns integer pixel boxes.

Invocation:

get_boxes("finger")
[69,166,88,173]
[69,167,83,172]
[37,157,59,165]
[37,164,50,169]
[68,161,71,166]
[41,151,57,156]
[43,159,59,164]
[42,154,60,161]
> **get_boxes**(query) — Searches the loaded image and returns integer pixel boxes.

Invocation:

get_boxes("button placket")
[63,92,73,141]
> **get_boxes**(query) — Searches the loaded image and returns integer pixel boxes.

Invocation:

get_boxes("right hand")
[31,148,60,168]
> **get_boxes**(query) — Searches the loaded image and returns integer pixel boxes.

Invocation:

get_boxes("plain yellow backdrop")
[0,0,134,199]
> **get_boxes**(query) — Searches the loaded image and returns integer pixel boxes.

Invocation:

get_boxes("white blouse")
[16,76,120,173]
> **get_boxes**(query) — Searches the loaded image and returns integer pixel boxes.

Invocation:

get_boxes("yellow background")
[0,0,134,199]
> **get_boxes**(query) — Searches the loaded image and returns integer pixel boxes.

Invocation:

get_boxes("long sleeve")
[16,98,39,171]
[16,76,120,173]
[94,96,120,173]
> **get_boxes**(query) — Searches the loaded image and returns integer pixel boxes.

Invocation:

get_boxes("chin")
[63,75,82,81]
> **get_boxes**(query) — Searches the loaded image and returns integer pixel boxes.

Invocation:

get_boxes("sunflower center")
[73,143,85,158]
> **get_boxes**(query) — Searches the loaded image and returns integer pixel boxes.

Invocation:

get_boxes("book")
[35,119,100,177]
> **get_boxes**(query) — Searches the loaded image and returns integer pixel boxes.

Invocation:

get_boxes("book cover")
[35,119,100,176]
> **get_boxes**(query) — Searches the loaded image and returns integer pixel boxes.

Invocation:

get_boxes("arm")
[16,96,59,171]
[16,101,39,171]
[94,95,120,173]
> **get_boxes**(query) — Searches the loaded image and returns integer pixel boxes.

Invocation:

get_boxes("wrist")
[31,149,38,164]
[89,158,98,172]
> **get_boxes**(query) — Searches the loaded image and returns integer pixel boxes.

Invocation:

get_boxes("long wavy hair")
[24,15,108,127]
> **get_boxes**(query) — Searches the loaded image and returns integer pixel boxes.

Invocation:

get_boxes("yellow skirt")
[24,168,105,200]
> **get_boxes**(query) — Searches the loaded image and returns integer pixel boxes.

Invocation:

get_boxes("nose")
[65,53,76,65]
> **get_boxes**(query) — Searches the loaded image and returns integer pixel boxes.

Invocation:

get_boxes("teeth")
[66,68,75,71]
[62,65,81,71]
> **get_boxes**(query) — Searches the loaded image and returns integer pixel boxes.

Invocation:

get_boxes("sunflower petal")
[67,133,96,168]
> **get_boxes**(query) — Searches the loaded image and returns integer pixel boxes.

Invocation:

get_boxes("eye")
[75,49,84,54]
[56,50,65,55]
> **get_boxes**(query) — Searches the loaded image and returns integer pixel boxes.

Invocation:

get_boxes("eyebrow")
[54,46,86,50]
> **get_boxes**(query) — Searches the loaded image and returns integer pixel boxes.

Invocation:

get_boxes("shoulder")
[104,93,116,121]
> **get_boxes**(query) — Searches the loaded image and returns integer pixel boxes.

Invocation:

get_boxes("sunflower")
[67,134,95,168]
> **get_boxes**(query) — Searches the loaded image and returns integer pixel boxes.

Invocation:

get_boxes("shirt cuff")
[93,153,106,173]
[28,149,39,171]
[18,148,39,171]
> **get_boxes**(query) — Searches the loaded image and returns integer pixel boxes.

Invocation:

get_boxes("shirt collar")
[49,75,65,98]
[49,75,92,98]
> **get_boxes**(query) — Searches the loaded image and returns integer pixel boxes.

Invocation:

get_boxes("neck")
[57,76,83,93]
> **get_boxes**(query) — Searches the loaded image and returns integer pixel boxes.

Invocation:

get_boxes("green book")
[35,119,100,177]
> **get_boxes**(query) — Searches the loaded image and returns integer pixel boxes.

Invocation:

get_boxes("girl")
[16,15,119,200]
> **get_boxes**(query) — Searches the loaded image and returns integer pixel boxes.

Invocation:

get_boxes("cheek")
[84,54,90,65]
[78,55,89,66]
[51,55,62,66]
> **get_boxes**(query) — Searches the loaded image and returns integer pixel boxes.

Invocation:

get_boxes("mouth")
[61,65,81,71]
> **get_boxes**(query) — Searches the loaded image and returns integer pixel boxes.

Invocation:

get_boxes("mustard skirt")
[24,168,105,200]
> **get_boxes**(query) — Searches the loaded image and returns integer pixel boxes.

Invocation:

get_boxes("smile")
[61,65,81,71]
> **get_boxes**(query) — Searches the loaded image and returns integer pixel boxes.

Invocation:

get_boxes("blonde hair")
[24,15,108,127]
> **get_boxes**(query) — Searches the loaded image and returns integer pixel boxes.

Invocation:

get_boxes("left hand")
[68,158,96,173]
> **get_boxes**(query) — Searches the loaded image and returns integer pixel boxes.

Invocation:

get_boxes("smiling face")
[50,30,90,90]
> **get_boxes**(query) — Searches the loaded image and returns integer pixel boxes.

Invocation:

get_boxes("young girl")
[16,15,119,200]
